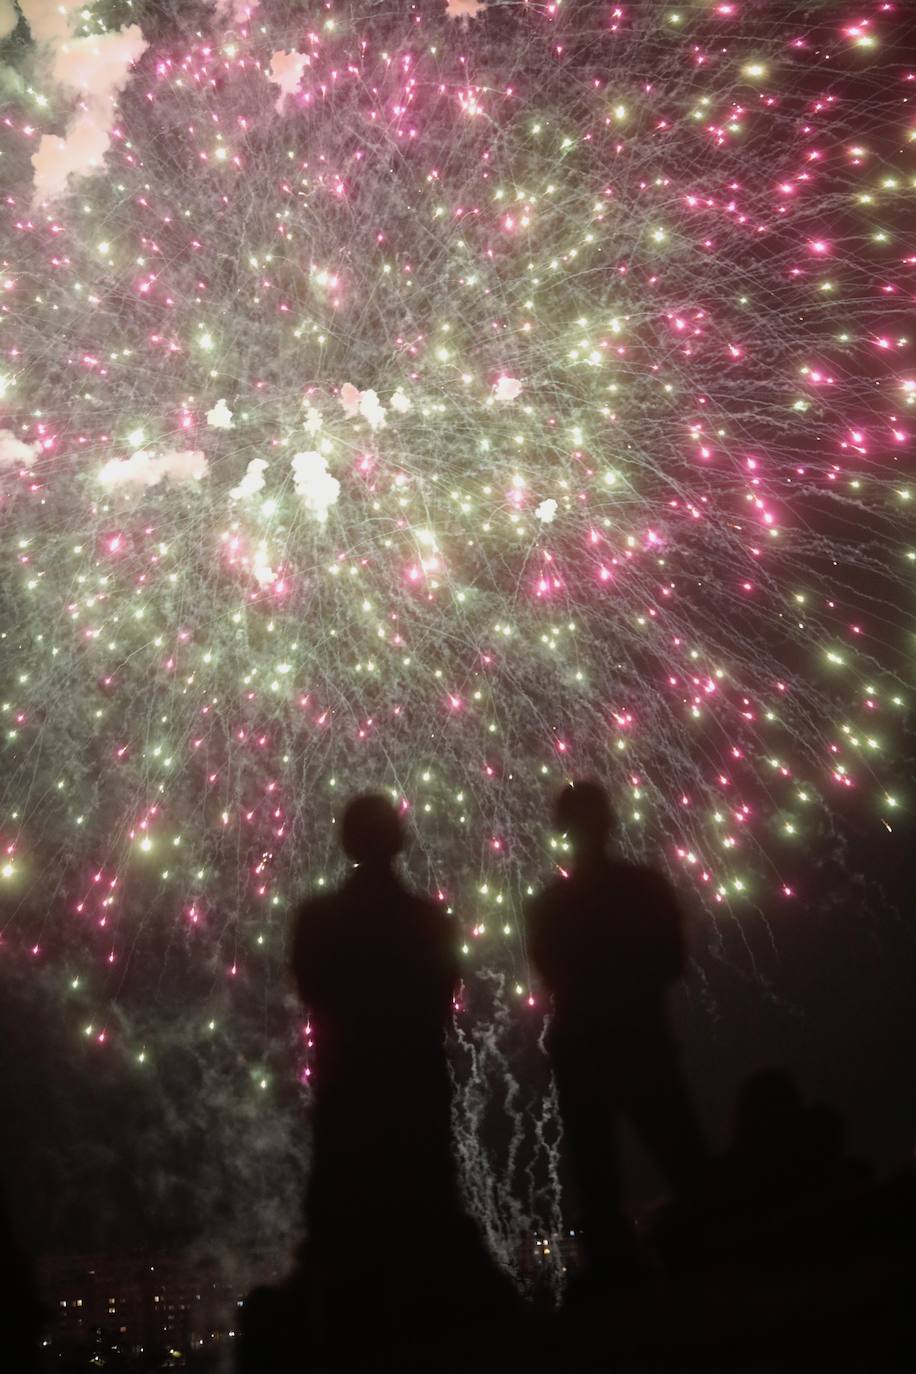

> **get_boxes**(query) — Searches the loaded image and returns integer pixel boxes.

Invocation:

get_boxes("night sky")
[1,0,914,1265]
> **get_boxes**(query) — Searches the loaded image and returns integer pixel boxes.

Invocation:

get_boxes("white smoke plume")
[493,375,522,403]
[291,450,339,522]
[32,111,112,200]
[445,0,487,23]
[339,383,386,429]
[0,0,18,42]
[359,388,386,430]
[338,382,361,418]
[229,458,268,502]
[23,5,148,202]
[48,25,147,97]
[206,398,234,430]
[0,429,41,468]
[303,404,323,436]
[269,50,307,112]
[359,387,384,428]
[389,386,412,414]
[19,0,84,44]
[99,449,208,491]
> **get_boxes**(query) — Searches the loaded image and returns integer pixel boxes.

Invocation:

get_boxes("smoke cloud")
[229,458,268,502]
[269,50,308,111]
[291,450,340,522]
[0,0,18,42]
[339,383,387,429]
[99,449,208,491]
[338,382,361,418]
[445,0,487,23]
[206,398,235,430]
[493,375,522,403]
[19,0,85,44]
[0,429,41,468]
[32,111,112,201]
[23,6,148,202]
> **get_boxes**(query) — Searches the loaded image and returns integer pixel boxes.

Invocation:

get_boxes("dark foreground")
[236,1167,916,1374]
[17,1165,915,1371]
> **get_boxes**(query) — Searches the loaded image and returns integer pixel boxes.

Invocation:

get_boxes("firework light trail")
[0,0,913,1254]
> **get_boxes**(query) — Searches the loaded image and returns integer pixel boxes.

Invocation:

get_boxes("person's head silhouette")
[554,779,616,860]
[733,1068,803,1158]
[341,793,404,869]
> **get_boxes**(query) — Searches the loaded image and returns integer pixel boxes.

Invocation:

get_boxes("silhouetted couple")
[291,780,708,1335]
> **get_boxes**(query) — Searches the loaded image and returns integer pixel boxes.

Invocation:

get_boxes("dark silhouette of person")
[526,779,709,1285]
[0,1194,42,1374]
[799,1099,871,1197]
[719,1073,871,1224]
[727,1069,807,1200]
[290,793,515,1362]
